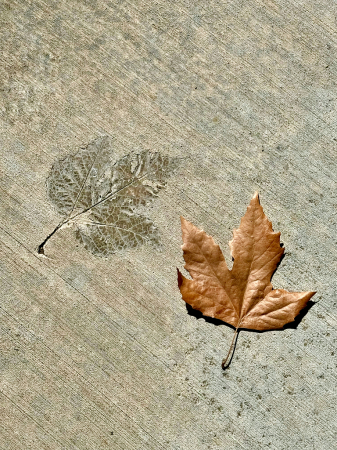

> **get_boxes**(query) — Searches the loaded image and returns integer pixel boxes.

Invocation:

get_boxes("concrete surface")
[0,0,336,449]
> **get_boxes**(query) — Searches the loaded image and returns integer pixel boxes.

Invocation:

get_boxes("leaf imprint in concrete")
[177,193,316,369]
[39,136,179,256]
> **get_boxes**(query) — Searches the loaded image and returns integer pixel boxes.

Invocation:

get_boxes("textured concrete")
[0,1,336,449]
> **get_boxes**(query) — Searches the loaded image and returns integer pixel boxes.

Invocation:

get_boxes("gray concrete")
[0,0,336,449]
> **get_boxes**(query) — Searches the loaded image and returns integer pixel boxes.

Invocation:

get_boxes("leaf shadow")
[185,300,316,370]
[186,303,234,328]
[185,300,316,332]
[282,300,316,330]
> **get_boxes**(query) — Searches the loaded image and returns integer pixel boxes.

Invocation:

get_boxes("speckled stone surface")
[0,1,336,449]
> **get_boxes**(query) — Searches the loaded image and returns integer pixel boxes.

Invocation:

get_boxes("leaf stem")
[38,220,68,254]
[222,328,239,370]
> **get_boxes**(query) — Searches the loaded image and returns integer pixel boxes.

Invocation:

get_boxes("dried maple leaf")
[39,136,179,256]
[177,193,315,368]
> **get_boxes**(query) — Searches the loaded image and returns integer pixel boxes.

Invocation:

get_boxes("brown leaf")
[177,193,315,367]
